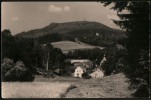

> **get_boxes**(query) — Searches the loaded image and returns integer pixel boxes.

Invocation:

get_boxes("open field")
[51,41,104,53]
[2,73,135,98]
[2,82,75,98]
[65,73,135,98]
[34,73,135,98]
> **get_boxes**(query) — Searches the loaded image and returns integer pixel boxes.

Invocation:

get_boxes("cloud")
[48,5,70,13]
[48,5,63,12]
[107,14,120,20]
[11,17,19,21]
[64,6,70,12]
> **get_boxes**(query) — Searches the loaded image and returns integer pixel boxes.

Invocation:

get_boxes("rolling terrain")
[49,41,105,53]
[15,21,126,39]
[16,21,126,51]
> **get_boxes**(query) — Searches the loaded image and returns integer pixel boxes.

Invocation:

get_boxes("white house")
[89,67,104,78]
[73,65,86,78]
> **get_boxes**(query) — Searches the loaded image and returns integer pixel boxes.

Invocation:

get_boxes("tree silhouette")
[100,1,149,97]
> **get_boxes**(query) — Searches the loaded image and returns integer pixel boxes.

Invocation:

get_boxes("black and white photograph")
[1,1,150,98]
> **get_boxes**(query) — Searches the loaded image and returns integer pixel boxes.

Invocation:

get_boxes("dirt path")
[65,73,135,98]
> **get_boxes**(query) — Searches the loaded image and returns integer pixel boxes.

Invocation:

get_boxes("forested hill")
[15,21,126,46]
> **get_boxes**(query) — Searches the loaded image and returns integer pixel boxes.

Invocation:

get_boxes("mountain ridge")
[15,21,125,39]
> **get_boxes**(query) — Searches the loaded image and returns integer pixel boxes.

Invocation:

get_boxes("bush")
[1,58,14,81]
[1,58,35,82]
[132,83,149,97]
[82,72,91,79]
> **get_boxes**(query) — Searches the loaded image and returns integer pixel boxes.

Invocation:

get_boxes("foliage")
[1,58,14,81]
[1,29,17,61]
[15,37,35,66]
[35,33,62,44]
[66,48,104,61]
[33,41,44,68]
[82,72,91,79]
[1,58,35,82]
[101,47,127,75]
[50,48,65,70]
[101,1,149,97]
[62,29,126,47]
[115,57,127,73]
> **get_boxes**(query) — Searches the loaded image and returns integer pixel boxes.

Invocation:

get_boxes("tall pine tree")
[100,1,150,97]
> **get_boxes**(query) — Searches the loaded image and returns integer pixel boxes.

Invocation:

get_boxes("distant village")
[64,55,106,78]
[37,53,107,79]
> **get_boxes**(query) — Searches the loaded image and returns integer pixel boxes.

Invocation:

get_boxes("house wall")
[73,66,84,78]
[90,69,104,78]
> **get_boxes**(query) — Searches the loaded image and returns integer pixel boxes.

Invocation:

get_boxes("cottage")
[73,65,86,78]
[64,56,106,78]
[89,67,104,78]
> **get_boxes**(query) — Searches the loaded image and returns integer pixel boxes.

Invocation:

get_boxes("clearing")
[2,82,75,98]
[2,73,135,98]
[34,73,135,98]
[51,41,105,53]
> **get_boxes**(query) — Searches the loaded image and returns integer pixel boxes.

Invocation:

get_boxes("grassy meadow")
[2,82,75,98]
[2,73,135,98]
[51,41,104,53]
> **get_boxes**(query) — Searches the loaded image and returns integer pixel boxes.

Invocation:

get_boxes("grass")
[2,82,75,98]
[2,73,135,98]
[51,41,104,53]
[64,73,135,98]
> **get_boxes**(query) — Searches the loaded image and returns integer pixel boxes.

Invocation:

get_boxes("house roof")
[91,66,104,73]
[74,64,86,72]
[64,59,91,63]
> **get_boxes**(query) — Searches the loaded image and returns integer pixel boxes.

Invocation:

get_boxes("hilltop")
[15,21,126,47]
[16,21,126,39]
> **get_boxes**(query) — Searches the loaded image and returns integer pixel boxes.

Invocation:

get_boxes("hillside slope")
[16,21,126,39]
[42,41,105,54]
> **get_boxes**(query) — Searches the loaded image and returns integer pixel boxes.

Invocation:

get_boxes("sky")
[1,2,121,35]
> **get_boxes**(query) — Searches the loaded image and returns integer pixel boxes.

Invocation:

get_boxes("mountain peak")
[15,21,125,38]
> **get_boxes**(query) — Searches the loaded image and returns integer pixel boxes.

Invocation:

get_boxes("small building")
[73,65,86,78]
[89,67,104,78]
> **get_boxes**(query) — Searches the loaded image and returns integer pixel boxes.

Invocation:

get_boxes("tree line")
[1,30,65,81]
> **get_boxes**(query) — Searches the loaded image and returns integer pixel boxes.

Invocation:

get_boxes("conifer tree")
[100,1,150,97]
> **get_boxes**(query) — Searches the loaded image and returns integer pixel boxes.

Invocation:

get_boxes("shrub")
[82,72,91,79]
[1,58,14,81]
[1,58,35,82]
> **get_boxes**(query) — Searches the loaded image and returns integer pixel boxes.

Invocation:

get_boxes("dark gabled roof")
[64,59,91,63]
[74,64,86,72]
[90,66,104,73]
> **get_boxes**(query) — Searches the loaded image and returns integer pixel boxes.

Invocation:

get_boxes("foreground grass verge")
[2,82,75,98]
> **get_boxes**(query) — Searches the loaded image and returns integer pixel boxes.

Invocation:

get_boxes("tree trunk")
[46,52,49,71]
